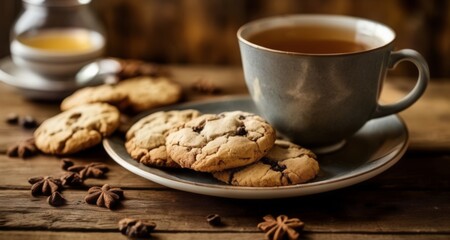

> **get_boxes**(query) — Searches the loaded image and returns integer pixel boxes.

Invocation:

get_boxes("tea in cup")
[238,15,429,152]
[10,28,105,79]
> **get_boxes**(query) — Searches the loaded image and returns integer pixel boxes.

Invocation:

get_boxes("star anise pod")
[7,138,38,159]
[118,218,156,238]
[85,184,124,209]
[257,215,304,240]
[191,78,221,95]
[117,59,163,79]
[60,172,84,186]
[28,176,62,196]
[47,191,66,207]
[67,162,109,179]
[60,158,74,171]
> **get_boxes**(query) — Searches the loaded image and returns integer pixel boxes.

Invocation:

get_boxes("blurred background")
[1,0,449,78]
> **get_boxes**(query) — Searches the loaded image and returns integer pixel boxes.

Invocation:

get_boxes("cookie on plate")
[60,76,182,112]
[166,111,276,172]
[34,103,120,155]
[125,109,201,168]
[213,140,319,187]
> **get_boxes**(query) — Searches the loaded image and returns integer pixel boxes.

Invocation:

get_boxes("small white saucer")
[0,57,94,100]
[103,96,409,199]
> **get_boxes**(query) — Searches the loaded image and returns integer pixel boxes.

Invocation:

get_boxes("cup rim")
[237,14,396,56]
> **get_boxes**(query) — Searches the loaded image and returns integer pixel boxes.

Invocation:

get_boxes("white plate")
[0,57,93,100]
[103,96,409,199]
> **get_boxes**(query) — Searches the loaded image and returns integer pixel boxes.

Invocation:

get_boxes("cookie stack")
[125,110,320,187]
[34,76,183,155]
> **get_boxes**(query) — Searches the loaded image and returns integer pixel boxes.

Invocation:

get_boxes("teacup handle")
[371,49,430,118]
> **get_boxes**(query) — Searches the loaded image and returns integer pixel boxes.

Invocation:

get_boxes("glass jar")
[10,0,106,78]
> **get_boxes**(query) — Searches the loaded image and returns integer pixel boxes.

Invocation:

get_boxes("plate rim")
[103,96,409,199]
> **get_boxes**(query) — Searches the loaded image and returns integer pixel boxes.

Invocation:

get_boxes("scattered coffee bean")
[206,214,222,226]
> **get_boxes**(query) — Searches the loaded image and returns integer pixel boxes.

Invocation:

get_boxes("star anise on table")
[85,184,124,209]
[118,218,156,238]
[60,172,84,186]
[28,176,62,196]
[47,191,66,207]
[60,158,74,171]
[67,162,109,179]
[7,138,38,159]
[257,215,304,240]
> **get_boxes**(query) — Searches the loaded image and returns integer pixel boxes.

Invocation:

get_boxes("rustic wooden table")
[0,66,449,239]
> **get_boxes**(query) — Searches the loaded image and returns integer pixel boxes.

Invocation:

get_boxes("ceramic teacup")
[10,28,104,79]
[238,14,429,152]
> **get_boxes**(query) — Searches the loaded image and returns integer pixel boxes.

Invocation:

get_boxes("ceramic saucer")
[0,57,94,100]
[103,96,409,199]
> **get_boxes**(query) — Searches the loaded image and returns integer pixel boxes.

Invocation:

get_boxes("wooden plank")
[0,148,163,189]
[381,79,450,151]
[1,189,449,232]
[1,231,450,240]
[1,151,449,190]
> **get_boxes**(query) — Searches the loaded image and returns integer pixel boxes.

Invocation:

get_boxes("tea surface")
[248,26,369,54]
[17,29,95,52]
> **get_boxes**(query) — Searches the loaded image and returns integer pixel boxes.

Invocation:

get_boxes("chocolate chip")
[261,158,286,172]
[192,126,203,133]
[206,214,222,226]
[271,164,286,172]
[6,113,19,125]
[236,126,247,136]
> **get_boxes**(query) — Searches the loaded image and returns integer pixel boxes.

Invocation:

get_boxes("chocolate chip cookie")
[60,76,182,112]
[60,84,128,111]
[213,140,319,187]
[125,110,201,168]
[166,111,276,172]
[116,76,182,112]
[34,103,120,155]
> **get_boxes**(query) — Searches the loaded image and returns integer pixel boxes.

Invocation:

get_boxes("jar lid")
[23,0,91,6]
